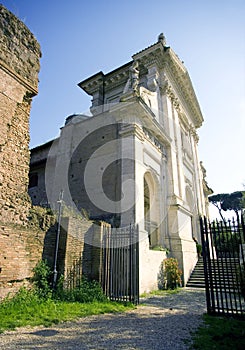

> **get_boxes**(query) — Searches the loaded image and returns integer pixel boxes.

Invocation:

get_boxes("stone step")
[186,256,241,289]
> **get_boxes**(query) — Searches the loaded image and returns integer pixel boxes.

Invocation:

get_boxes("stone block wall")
[0,4,41,224]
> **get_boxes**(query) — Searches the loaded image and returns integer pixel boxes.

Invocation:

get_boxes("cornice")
[110,93,172,147]
[133,41,167,69]
[78,71,104,95]
[118,123,145,141]
[78,62,132,95]
[133,44,203,129]
[104,69,129,91]
[79,37,204,130]
[164,49,204,128]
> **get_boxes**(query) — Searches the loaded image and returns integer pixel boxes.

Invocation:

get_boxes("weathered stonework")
[0,224,46,299]
[0,4,41,224]
[0,5,41,298]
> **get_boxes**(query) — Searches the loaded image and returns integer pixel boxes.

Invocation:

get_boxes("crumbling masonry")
[0,5,42,298]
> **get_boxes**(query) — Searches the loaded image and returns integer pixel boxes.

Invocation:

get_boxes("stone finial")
[158,33,166,46]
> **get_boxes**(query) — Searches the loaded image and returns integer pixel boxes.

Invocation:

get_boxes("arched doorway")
[144,172,160,248]
[185,186,195,239]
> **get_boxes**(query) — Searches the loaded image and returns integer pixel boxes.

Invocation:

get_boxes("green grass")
[191,314,245,350]
[140,288,181,298]
[0,289,135,333]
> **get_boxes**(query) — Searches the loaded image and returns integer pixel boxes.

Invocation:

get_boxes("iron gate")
[200,216,245,318]
[101,224,139,304]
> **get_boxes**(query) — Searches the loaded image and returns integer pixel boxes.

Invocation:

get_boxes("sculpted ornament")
[123,60,139,93]
[147,66,158,92]
[190,126,199,143]
[130,60,139,91]
[158,72,169,94]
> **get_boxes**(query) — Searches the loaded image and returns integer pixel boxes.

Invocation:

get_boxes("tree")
[209,191,245,222]
[208,193,229,222]
[221,191,245,221]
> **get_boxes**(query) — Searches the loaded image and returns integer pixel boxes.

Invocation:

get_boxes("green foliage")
[221,191,244,212]
[209,191,245,221]
[196,244,202,256]
[215,231,237,254]
[55,277,108,303]
[140,288,181,298]
[0,287,134,333]
[31,260,52,299]
[237,265,245,298]
[191,314,245,350]
[151,245,169,253]
[208,193,228,221]
[158,258,182,290]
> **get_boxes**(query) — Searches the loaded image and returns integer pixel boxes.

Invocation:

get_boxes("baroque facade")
[29,34,211,290]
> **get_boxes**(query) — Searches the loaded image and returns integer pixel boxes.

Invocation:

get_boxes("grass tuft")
[191,314,245,350]
[140,288,181,298]
[0,288,134,333]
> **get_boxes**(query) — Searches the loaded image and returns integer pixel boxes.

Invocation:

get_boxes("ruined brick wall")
[0,5,41,298]
[0,5,41,224]
[0,224,46,299]
[57,217,104,282]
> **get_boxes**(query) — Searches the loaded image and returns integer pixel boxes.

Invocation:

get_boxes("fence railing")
[63,224,140,305]
[101,224,139,304]
[200,215,245,318]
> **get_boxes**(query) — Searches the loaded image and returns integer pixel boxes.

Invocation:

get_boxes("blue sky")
[2,0,245,201]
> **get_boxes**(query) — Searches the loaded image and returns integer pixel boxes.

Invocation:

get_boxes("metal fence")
[101,224,139,305]
[63,224,139,305]
[200,215,245,318]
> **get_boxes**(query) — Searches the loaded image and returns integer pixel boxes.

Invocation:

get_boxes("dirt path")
[0,288,206,349]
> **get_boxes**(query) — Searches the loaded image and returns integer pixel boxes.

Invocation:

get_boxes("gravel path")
[0,288,206,349]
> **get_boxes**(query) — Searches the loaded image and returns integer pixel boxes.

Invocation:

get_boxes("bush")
[1,287,40,309]
[196,243,202,257]
[237,265,245,299]
[31,260,52,299]
[55,277,107,303]
[31,261,107,303]
[158,258,182,290]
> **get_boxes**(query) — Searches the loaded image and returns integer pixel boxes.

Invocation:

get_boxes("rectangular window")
[29,173,38,188]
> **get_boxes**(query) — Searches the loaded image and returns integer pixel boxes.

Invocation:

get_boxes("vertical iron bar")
[209,220,220,314]
[231,217,239,315]
[235,216,243,314]
[135,224,139,305]
[226,219,234,315]
[53,189,63,290]
[200,217,212,314]
[215,219,226,313]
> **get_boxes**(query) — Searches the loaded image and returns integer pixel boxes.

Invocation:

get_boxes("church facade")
[29,35,211,290]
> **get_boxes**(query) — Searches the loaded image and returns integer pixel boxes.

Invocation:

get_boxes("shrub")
[196,243,202,257]
[158,258,182,290]
[237,265,245,299]
[55,277,108,303]
[31,260,52,299]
